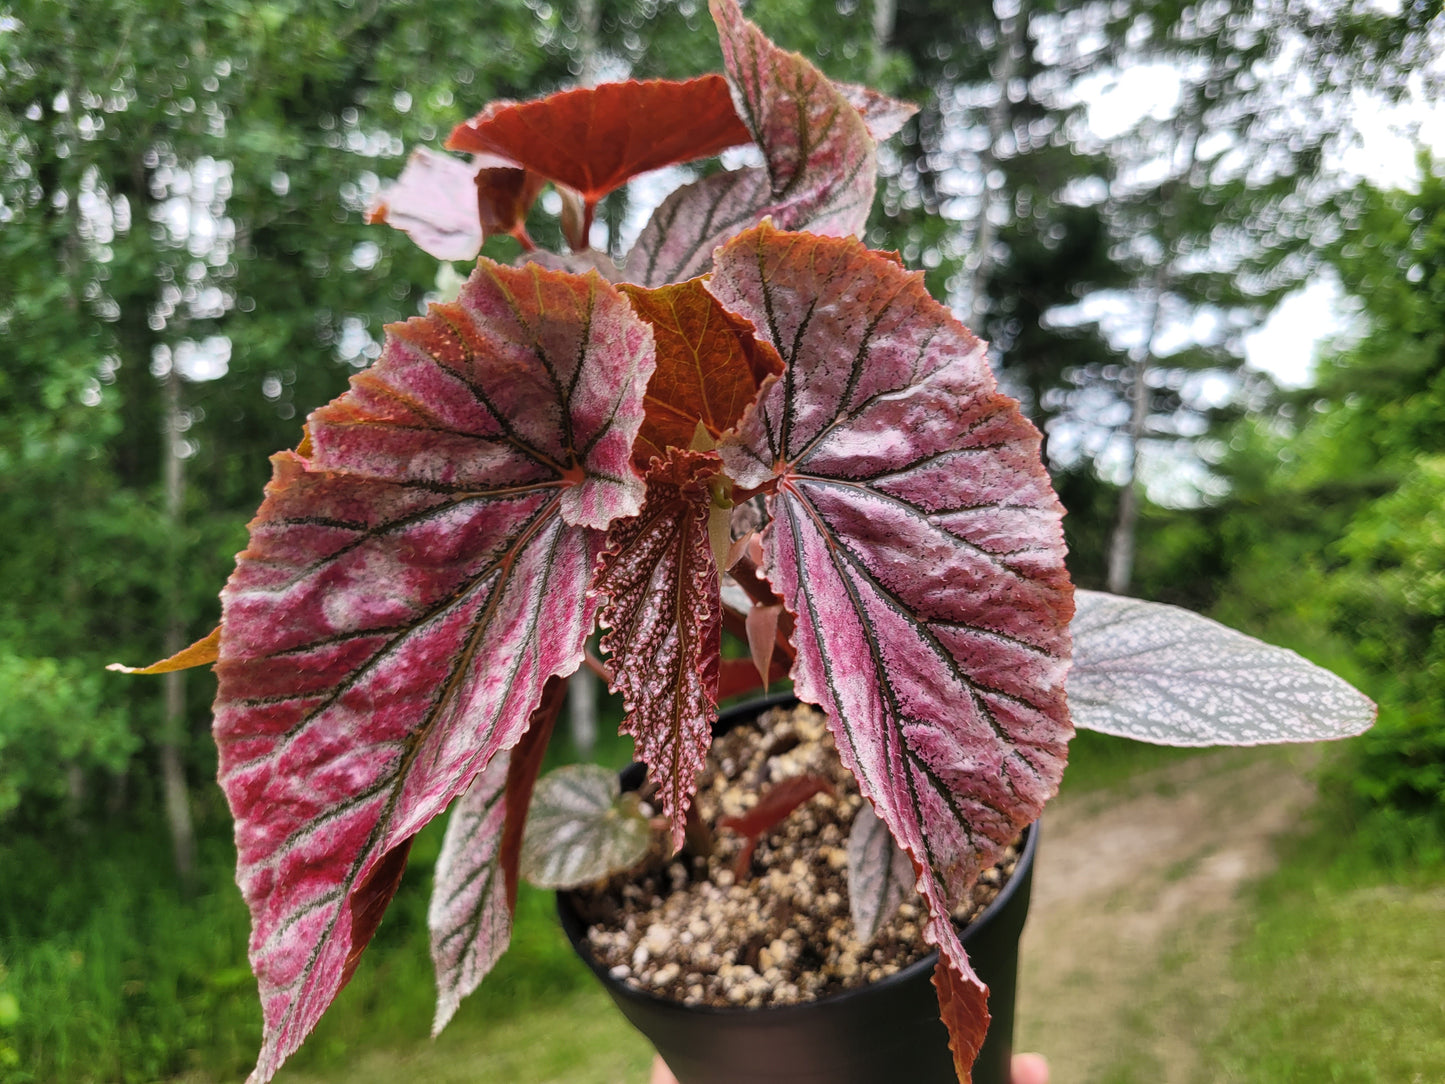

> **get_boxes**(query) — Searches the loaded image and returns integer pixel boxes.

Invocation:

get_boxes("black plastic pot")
[557,693,1039,1084]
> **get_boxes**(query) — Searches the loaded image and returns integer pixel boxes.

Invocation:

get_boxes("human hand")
[648,1052,1050,1083]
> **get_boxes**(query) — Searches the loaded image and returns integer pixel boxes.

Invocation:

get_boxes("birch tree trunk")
[161,366,197,887]
[1105,283,1163,595]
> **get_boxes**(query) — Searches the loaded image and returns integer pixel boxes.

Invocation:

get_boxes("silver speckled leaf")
[1069,590,1376,746]
[846,801,917,946]
[428,751,511,1036]
[520,765,651,888]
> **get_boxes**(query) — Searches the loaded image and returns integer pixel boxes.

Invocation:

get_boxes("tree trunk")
[870,0,896,77]
[1106,281,1165,595]
[161,367,197,889]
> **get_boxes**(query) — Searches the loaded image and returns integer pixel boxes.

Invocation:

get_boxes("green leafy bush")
[0,652,135,823]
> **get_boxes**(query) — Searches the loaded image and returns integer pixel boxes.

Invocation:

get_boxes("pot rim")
[557,692,1041,1020]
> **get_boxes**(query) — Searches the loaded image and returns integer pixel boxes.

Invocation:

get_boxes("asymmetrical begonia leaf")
[834,81,920,141]
[446,76,751,212]
[429,750,512,1036]
[619,278,783,470]
[846,801,917,945]
[368,148,487,262]
[711,0,873,220]
[624,0,876,286]
[108,625,220,674]
[426,670,568,1037]
[713,223,1073,1082]
[213,259,653,1084]
[1069,590,1377,745]
[519,764,652,887]
[595,449,723,851]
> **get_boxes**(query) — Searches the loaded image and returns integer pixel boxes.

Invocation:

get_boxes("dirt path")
[1014,746,1320,1083]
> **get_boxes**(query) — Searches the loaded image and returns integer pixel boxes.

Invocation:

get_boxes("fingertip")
[1011,1051,1050,1084]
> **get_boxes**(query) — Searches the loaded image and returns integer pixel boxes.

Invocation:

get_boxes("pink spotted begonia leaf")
[833,81,919,141]
[213,259,654,1083]
[594,448,723,852]
[624,0,876,286]
[712,223,1073,1082]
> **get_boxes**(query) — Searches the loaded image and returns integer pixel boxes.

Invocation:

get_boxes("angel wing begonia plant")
[116,2,1376,1081]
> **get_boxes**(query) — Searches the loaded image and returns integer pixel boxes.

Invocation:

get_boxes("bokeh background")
[1,1,1441,1080]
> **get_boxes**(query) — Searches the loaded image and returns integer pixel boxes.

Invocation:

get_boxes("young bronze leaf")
[108,625,220,674]
[619,279,783,470]
[213,258,653,1083]
[1069,590,1376,745]
[429,750,512,1037]
[446,76,751,213]
[624,0,878,286]
[520,764,652,887]
[713,224,1072,1080]
[846,801,917,945]
[930,925,991,1083]
[595,449,723,851]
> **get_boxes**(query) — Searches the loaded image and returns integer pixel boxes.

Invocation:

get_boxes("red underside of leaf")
[620,278,783,471]
[474,167,546,246]
[342,837,414,988]
[446,75,751,208]
[595,449,723,852]
[501,676,567,911]
[716,655,790,701]
[932,944,990,1081]
[711,223,1073,1083]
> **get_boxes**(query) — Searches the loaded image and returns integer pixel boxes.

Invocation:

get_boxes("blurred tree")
[1135,163,1445,839]
[1079,0,1443,591]
[0,0,570,858]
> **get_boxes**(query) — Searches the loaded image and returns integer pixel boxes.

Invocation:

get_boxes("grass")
[272,986,652,1084]
[0,828,261,1083]
[6,707,1439,1084]
[1206,802,1445,1083]
[0,704,643,1084]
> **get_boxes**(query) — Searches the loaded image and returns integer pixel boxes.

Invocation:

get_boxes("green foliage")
[0,652,135,823]
[1135,165,1445,848]
[0,814,607,1083]
[0,828,259,1083]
